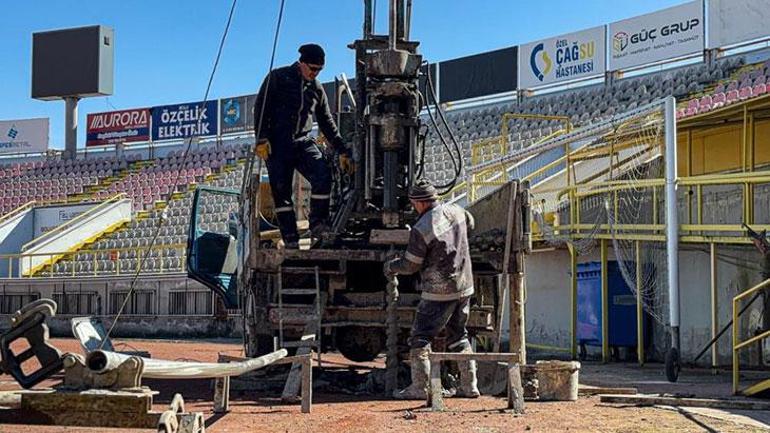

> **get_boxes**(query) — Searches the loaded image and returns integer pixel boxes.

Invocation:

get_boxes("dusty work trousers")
[265,138,332,244]
[408,296,472,352]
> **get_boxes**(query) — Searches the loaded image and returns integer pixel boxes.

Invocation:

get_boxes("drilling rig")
[186,0,530,365]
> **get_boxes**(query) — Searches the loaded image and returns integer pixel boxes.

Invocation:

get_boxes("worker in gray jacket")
[384,179,479,400]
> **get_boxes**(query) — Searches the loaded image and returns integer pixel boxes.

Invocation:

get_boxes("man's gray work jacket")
[253,62,346,153]
[390,202,475,301]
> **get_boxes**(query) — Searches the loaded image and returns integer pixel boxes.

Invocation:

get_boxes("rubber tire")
[335,326,386,362]
[665,347,680,382]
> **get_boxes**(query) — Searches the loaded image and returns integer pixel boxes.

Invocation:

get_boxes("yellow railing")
[464,113,573,203]
[732,277,770,394]
[0,243,186,279]
[0,201,36,225]
[531,170,770,244]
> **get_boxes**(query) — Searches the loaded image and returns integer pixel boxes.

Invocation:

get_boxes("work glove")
[339,150,355,176]
[255,139,271,161]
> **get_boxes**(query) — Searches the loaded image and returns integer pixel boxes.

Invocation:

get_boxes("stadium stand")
[4,54,770,277]
[0,154,132,214]
[0,143,246,277]
[421,56,749,187]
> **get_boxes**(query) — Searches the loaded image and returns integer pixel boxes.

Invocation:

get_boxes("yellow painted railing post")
[636,240,644,366]
[568,243,578,360]
[710,242,718,370]
[601,238,609,363]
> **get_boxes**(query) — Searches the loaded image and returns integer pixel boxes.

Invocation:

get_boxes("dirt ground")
[0,338,767,433]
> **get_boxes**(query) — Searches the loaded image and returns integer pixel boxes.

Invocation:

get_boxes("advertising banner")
[609,1,703,71]
[220,94,256,134]
[0,118,49,155]
[33,203,96,237]
[519,26,605,89]
[151,100,218,141]
[86,108,150,147]
[440,46,518,102]
[708,0,770,49]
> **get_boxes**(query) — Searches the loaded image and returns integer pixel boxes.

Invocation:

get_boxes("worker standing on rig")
[384,179,480,400]
[253,43,355,248]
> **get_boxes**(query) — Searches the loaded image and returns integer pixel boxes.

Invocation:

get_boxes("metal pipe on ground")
[86,348,288,379]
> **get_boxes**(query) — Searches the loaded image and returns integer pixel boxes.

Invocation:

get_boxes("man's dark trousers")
[265,137,332,244]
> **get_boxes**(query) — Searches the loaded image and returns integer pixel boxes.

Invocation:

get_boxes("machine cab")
[186,186,241,308]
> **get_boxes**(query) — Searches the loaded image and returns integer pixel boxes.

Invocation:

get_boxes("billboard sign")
[151,100,218,141]
[609,1,703,71]
[220,94,256,134]
[519,26,605,89]
[86,108,150,146]
[707,0,770,49]
[0,118,49,155]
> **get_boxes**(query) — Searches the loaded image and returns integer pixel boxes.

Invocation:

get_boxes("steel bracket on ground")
[0,299,64,389]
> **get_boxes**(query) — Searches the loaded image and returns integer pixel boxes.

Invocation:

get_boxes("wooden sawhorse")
[428,352,523,414]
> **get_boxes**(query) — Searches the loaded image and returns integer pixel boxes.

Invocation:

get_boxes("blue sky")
[0,0,687,149]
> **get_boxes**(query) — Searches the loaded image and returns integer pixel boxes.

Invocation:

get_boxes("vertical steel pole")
[569,243,578,360]
[601,238,609,363]
[636,240,644,366]
[64,97,80,158]
[710,242,718,369]
[664,96,681,355]
[363,0,373,37]
[388,0,397,50]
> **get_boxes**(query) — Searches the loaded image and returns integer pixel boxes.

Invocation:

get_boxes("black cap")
[299,44,325,65]
[408,179,438,201]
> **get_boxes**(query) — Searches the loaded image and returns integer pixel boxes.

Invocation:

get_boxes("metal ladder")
[277,265,323,402]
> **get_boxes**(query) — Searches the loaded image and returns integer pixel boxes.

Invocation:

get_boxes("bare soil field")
[0,338,765,433]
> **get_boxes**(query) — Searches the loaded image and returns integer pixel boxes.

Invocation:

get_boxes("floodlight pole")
[64,97,80,158]
[664,96,681,378]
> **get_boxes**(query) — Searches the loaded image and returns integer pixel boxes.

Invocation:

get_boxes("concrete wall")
[0,274,242,339]
[0,211,34,278]
[523,242,766,366]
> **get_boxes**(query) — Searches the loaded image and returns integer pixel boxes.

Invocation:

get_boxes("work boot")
[278,239,299,250]
[455,358,480,398]
[394,347,430,400]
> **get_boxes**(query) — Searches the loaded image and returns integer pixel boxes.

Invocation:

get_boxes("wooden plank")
[429,352,519,362]
[281,327,315,402]
[18,409,160,429]
[213,376,230,414]
[300,356,312,414]
[578,385,638,396]
[430,363,444,412]
[22,391,152,413]
[507,362,524,414]
[599,394,770,411]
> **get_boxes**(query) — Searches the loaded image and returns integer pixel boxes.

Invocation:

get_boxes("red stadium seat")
[739,86,753,100]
